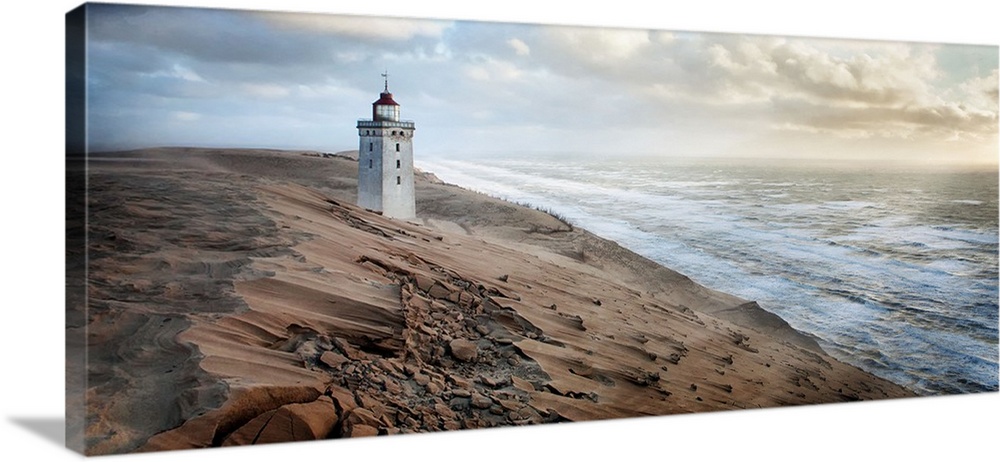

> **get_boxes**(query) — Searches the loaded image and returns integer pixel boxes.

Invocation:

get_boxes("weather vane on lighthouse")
[381,70,389,92]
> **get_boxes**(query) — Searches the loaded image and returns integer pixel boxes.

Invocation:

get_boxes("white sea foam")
[421,152,999,395]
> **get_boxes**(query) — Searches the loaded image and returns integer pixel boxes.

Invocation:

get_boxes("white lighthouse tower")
[356,73,416,219]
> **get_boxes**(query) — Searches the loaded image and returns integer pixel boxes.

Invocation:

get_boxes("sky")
[79,3,999,165]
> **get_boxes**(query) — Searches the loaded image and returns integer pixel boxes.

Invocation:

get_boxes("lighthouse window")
[392,131,397,135]
[396,176,401,185]
[369,159,373,169]
[369,142,373,151]
[396,159,400,168]
[395,143,400,152]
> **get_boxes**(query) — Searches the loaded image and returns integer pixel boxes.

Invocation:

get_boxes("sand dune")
[69,148,914,455]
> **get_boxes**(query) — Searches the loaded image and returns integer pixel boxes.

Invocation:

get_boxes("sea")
[416,151,999,396]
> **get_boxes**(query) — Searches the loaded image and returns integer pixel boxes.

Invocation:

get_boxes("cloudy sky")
[80,2,998,165]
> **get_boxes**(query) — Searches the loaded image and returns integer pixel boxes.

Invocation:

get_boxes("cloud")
[241,83,291,98]
[960,68,1000,109]
[80,4,996,162]
[172,111,202,121]
[255,12,451,41]
[543,26,652,70]
[507,38,531,56]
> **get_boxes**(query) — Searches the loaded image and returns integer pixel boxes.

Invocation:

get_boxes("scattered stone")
[498,274,509,282]
[414,273,435,292]
[511,376,535,392]
[428,282,452,300]
[458,291,477,309]
[331,337,363,360]
[470,393,492,409]
[451,388,472,398]
[479,374,509,388]
[425,382,442,395]
[449,397,470,412]
[489,405,504,416]
[475,324,491,336]
[498,399,521,412]
[434,403,456,420]
[449,338,478,362]
[340,408,382,438]
[449,375,474,389]
[345,424,378,437]
[319,351,349,369]
[592,298,602,306]
[384,378,402,395]
[413,373,430,386]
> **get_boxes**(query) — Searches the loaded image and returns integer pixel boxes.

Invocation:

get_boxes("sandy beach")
[67,148,915,455]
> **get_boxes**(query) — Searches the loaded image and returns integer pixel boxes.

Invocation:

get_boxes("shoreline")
[72,147,916,454]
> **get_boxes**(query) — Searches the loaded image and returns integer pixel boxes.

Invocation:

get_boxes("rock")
[319,351,349,369]
[458,291,477,309]
[344,407,381,427]
[413,273,436,292]
[592,298,602,306]
[326,385,358,414]
[413,373,431,386]
[433,403,456,420]
[428,282,452,300]
[498,274,509,282]
[345,424,378,437]
[222,397,338,446]
[449,338,478,362]
[498,399,522,412]
[510,376,535,392]
[489,405,504,416]
[332,337,366,361]
[449,397,470,411]
[475,324,491,336]
[405,252,424,267]
[451,388,472,398]
[383,378,402,395]
[339,407,382,438]
[516,407,543,423]
[403,363,420,376]
[478,374,509,388]
[448,375,475,389]
[470,393,492,409]
[425,382,442,395]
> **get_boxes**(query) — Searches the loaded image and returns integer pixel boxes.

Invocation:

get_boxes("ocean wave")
[423,153,999,395]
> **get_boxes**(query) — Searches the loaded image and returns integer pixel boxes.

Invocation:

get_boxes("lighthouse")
[356,73,416,219]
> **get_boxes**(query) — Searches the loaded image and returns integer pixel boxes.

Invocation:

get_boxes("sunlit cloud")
[255,12,451,41]
[82,4,998,164]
